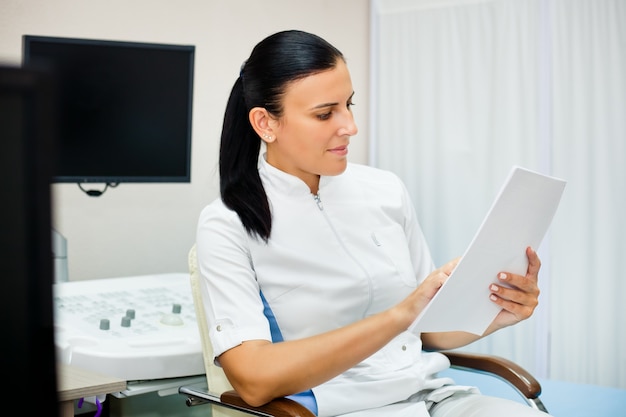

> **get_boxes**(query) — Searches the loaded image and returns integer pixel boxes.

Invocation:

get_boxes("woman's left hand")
[488,246,541,330]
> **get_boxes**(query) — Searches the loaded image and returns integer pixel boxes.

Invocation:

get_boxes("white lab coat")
[196,156,475,417]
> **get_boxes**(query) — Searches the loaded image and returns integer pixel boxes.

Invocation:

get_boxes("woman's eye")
[316,100,354,120]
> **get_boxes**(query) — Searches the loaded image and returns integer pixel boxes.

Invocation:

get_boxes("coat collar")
[258,153,338,197]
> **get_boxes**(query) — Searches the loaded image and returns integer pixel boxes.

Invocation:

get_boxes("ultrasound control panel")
[53,273,205,381]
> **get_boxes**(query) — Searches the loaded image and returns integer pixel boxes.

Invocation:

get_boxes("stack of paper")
[409,166,566,335]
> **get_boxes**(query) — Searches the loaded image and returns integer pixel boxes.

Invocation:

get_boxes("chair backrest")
[188,244,249,417]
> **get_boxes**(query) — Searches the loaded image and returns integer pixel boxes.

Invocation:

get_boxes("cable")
[77,182,119,197]
[77,396,103,417]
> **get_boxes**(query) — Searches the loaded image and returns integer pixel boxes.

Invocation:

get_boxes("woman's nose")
[338,111,358,137]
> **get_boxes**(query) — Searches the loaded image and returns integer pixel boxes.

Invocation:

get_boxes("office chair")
[180,245,548,416]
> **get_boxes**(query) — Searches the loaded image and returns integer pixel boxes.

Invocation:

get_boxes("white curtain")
[548,0,626,389]
[370,0,626,389]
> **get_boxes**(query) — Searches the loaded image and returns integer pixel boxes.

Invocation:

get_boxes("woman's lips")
[328,145,348,156]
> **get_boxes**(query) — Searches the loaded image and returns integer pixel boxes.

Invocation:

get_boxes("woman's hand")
[396,257,460,327]
[422,247,542,350]
[421,257,460,300]
[487,246,541,331]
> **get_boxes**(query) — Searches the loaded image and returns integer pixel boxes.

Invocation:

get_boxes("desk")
[57,363,127,417]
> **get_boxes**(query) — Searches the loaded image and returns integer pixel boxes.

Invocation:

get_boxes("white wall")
[0,0,370,281]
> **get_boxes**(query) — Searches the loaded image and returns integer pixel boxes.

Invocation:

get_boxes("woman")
[196,30,549,417]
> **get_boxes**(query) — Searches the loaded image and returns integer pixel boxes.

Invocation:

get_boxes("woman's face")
[265,59,358,193]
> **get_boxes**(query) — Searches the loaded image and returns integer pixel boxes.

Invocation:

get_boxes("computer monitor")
[0,65,58,412]
[22,35,195,186]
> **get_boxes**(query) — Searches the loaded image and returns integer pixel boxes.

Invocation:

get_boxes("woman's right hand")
[395,257,460,327]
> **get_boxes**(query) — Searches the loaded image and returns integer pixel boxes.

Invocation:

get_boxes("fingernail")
[499,273,507,280]
[490,284,498,292]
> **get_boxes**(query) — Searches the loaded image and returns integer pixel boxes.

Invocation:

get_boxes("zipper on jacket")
[313,193,324,210]
[312,191,374,312]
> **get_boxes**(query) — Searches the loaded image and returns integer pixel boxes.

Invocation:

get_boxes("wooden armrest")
[221,390,316,417]
[442,351,542,399]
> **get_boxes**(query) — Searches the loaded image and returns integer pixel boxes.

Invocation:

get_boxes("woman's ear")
[249,107,276,143]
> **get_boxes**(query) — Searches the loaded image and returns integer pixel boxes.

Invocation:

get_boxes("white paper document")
[409,166,566,335]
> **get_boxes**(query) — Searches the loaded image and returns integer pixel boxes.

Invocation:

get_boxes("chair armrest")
[442,350,542,399]
[221,390,316,417]
[180,385,315,417]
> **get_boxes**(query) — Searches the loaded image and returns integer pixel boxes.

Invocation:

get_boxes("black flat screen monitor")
[0,65,58,412]
[22,35,194,184]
